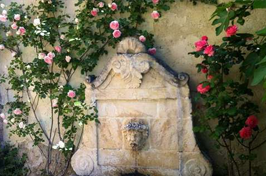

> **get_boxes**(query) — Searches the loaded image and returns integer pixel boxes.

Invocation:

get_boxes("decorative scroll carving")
[112,55,150,88]
[117,37,146,54]
[123,120,149,151]
[71,149,94,176]
[184,159,207,176]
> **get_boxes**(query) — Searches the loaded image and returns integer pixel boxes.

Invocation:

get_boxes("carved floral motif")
[71,149,94,176]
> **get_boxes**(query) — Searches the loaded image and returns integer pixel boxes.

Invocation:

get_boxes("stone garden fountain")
[71,37,213,176]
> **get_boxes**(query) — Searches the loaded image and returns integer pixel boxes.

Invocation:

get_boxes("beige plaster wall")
[1,0,266,175]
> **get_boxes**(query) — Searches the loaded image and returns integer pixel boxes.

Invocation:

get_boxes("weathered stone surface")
[158,99,178,119]
[99,149,135,167]
[150,118,178,150]
[138,150,179,169]
[98,100,157,118]
[81,121,97,148]
[98,118,123,149]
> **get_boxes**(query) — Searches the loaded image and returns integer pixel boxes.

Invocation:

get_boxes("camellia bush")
[190,0,266,176]
[0,0,175,175]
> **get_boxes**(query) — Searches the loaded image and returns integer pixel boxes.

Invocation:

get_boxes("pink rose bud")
[14,14,21,21]
[110,20,119,30]
[47,52,55,58]
[0,44,5,50]
[11,52,17,57]
[60,34,65,40]
[112,30,121,38]
[110,3,117,11]
[38,53,46,59]
[44,56,53,65]
[0,14,7,22]
[17,27,26,36]
[201,36,208,41]
[201,67,208,74]
[19,121,25,129]
[98,2,104,8]
[204,45,215,57]
[11,23,18,30]
[152,0,159,4]
[3,119,8,124]
[139,35,146,42]
[226,25,238,37]
[148,48,157,55]
[91,8,98,17]
[65,56,71,63]
[207,75,213,80]
[2,10,7,15]
[52,99,58,108]
[55,46,61,53]
[245,115,258,129]
[67,90,76,98]
[239,127,252,139]
[0,113,5,119]
[194,40,207,51]
[151,11,160,19]
[13,108,22,115]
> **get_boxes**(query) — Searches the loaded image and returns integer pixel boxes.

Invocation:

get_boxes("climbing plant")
[191,0,266,175]
[0,0,175,175]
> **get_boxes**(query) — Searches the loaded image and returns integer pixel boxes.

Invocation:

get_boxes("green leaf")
[256,26,266,36]
[256,55,266,65]
[251,63,266,85]
[253,0,266,8]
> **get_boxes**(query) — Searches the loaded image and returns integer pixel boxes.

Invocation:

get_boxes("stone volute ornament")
[71,37,213,176]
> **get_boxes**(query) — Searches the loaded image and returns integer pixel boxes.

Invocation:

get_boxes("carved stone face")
[123,121,149,151]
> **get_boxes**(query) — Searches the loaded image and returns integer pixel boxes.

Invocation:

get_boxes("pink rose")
[6,31,12,37]
[11,23,18,30]
[2,10,7,15]
[17,27,26,36]
[197,84,211,94]
[110,3,117,11]
[151,11,160,19]
[148,48,156,55]
[91,8,98,17]
[204,45,215,56]
[194,40,207,51]
[13,108,22,115]
[44,56,53,65]
[14,14,20,21]
[60,34,65,40]
[110,20,119,30]
[0,113,5,119]
[239,127,252,139]
[201,36,208,41]
[65,56,71,63]
[113,30,121,38]
[67,90,76,98]
[152,0,159,4]
[226,25,238,37]
[52,99,58,108]
[0,44,5,50]
[55,46,61,53]
[47,52,55,58]
[38,53,46,59]
[98,2,104,8]
[245,115,258,129]
[3,119,8,124]
[0,14,7,22]
[139,35,146,42]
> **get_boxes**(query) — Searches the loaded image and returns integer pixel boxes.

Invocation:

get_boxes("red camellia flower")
[226,25,238,37]
[204,45,214,56]
[201,36,208,41]
[197,84,211,94]
[195,40,207,51]
[201,67,208,74]
[245,115,258,129]
[239,127,252,139]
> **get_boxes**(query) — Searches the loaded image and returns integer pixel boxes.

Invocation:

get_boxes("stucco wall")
[1,0,266,175]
